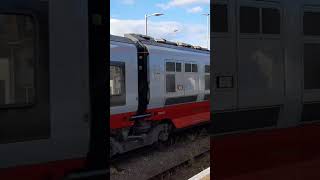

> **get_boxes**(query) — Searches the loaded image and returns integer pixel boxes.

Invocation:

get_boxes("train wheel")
[155,123,172,151]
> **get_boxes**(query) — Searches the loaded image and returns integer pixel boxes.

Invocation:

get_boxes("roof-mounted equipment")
[155,38,178,46]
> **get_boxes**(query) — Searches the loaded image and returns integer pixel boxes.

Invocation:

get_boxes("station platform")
[188,167,210,180]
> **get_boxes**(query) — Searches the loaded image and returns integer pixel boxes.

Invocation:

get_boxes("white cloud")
[157,0,209,10]
[110,18,208,48]
[187,6,203,13]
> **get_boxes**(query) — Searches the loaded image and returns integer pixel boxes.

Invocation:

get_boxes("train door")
[0,0,49,148]
[299,5,320,179]
[211,1,301,179]
[237,0,284,108]
[110,39,138,116]
[211,1,237,111]
[183,62,199,98]
[165,60,184,101]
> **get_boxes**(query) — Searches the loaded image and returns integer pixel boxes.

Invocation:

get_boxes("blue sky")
[110,0,210,48]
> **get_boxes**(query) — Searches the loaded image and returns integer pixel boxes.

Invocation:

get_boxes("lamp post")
[202,13,210,49]
[145,13,164,36]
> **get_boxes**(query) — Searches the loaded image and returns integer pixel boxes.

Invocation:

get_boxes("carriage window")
[205,65,210,73]
[166,62,175,72]
[212,4,228,33]
[176,62,182,72]
[304,43,320,89]
[0,15,35,106]
[240,6,260,33]
[304,11,320,36]
[110,63,126,106]
[192,64,198,72]
[185,63,192,72]
[262,8,280,34]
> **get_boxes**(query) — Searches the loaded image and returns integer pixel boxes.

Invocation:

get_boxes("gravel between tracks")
[110,134,209,180]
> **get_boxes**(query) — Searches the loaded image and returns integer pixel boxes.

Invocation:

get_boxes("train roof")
[110,34,210,54]
[110,34,135,44]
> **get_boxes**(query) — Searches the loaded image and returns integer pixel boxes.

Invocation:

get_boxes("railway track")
[110,127,210,180]
[148,149,210,180]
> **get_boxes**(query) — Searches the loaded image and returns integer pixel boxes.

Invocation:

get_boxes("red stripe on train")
[110,101,210,129]
[0,158,85,180]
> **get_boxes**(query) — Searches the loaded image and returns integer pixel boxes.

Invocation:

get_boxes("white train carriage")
[110,34,210,156]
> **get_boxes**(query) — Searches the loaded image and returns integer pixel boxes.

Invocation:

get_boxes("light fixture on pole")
[202,13,210,49]
[145,13,164,36]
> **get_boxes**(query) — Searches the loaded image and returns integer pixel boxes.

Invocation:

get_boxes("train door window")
[166,74,176,93]
[184,62,199,95]
[205,65,210,91]
[262,8,280,34]
[304,11,320,36]
[110,62,126,106]
[240,6,260,33]
[166,61,177,93]
[0,15,35,106]
[212,4,228,33]
[304,43,320,89]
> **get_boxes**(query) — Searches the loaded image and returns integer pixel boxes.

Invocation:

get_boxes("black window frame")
[166,74,176,93]
[212,3,229,33]
[166,61,175,72]
[239,6,281,35]
[262,7,281,34]
[303,10,320,36]
[0,13,38,109]
[205,65,210,73]
[240,6,260,34]
[176,62,182,72]
[303,43,320,90]
[192,63,198,72]
[185,63,192,72]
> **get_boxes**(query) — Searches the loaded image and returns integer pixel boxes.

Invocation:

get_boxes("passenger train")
[0,0,107,179]
[211,0,320,179]
[110,34,210,156]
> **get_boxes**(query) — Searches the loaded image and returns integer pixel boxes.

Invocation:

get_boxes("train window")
[205,65,210,73]
[205,65,210,91]
[192,64,198,72]
[185,63,192,72]
[166,74,176,92]
[240,6,260,33]
[166,62,175,72]
[262,8,280,34]
[205,75,210,90]
[304,43,320,89]
[212,4,228,33]
[176,62,182,72]
[304,11,320,36]
[0,15,35,107]
[110,63,126,106]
